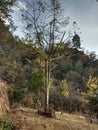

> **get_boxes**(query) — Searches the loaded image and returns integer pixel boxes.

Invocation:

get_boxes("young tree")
[29,70,45,110]
[58,79,69,114]
[82,74,98,112]
[17,0,69,111]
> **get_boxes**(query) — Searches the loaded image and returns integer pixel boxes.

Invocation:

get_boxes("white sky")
[12,0,98,55]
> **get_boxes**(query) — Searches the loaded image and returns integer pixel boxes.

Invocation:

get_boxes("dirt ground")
[10,107,98,130]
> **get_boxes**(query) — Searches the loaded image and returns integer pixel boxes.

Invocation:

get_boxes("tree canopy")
[0,0,14,20]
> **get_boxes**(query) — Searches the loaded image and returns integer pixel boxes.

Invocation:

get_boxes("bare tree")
[17,0,69,111]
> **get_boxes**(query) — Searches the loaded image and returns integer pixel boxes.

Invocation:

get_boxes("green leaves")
[0,116,13,130]
[58,79,69,114]
[81,74,98,103]
[29,70,45,93]
[58,79,69,98]
[87,74,98,90]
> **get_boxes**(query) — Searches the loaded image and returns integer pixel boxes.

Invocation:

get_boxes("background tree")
[82,74,98,112]
[58,79,69,114]
[72,22,81,49]
[0,0,15,32]
[0,0,14,20]
[29,70,45,109]
[0,0,15,43]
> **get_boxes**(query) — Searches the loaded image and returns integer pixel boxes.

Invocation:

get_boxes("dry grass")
[11,107,98,130]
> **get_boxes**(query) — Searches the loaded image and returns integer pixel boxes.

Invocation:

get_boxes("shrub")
[0,116,13,130]
[8,87,24,105]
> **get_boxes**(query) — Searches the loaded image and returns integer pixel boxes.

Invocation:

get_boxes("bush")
[0,116,13,130]
[8,87,24,105]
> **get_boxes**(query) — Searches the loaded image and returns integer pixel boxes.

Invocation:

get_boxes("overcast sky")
[12,0,98,55]
[61,0,98,55]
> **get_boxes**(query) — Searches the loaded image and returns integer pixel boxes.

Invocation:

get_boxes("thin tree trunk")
[44,58,49,111]
[61,98,63,114]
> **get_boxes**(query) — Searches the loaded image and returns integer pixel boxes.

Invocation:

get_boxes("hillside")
[1,1,98,130]
[10,107,98,130]
[0,77,97,130]
[1,13,98,130]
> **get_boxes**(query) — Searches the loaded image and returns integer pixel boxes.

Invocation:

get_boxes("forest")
[0,0,98,121]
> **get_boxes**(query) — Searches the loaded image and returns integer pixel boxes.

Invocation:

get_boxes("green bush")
[0,116,13,130]
[8,87,24,105]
